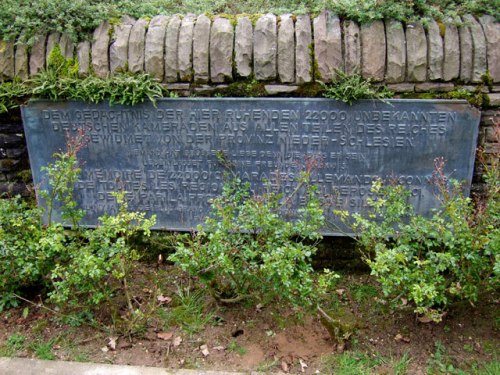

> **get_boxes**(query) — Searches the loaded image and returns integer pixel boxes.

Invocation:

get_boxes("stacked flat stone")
[0,13,498,85]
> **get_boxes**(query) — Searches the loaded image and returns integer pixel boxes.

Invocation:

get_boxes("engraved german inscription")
[22,99,480,235]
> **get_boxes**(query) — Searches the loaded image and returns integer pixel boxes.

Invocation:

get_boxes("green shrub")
[1,1,497,46]
[342,155,499,322]
[0,81,30,114]
[169,169,338,309]
[321,71,393,105]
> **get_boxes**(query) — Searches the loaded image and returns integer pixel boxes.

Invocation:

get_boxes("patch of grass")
[159,285,214,335]
[0,333,26,356]
[321,351,384,374]
[227,339,246,355]
[256,359,279,372]
[29,338,56,360]
[350,284,379,304]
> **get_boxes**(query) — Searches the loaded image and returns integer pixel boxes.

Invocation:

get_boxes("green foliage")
[321,71,393,105]
[0,196,64,311]
[169,169,338,308]
[342,155,499,322]
[0,80,30,113]
[0,1,497,45]
[30,46,164,106]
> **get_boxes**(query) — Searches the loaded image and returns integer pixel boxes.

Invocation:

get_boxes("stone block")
[145,15,170,81]
[110,16,135,73]
[178,14,195,81]
[487,93,500,107]
[59,34,74,60]
[77,41,91,76]
[164,15,181,82]
[463,15,487,83]
[235,16,253,78]
[344,20,360,75]
[210,17,234,83]
[427,19,443,80]
[479,15,500,83]
[314,11,343,82]
[91,21,111,78]
[295,14,312,83]
[14,43,28,80]
[193,14,211,83]
[443,21,460,81]
[0,40,15,80]
[406,22,427,82]
[277,14,295,83]
[415,82,455,92]
[385,20,406,83]
[264,85,299,95]
[459,19,473,83]
[361,21,385,81]
[254,14,277,81]
[386,83,415,93]
[128,18,148,74]
[29,35,47,76]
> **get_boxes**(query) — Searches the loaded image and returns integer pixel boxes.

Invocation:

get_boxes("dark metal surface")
[21,98,480,235]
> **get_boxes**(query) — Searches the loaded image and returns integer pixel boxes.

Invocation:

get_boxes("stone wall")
[0,11,499,196]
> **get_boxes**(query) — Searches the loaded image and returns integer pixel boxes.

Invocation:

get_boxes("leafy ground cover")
[0,0,498,45]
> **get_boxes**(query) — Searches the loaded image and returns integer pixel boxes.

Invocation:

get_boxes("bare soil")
[0,263,498,374]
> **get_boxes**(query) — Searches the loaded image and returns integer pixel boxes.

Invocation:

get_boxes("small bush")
[342,154,499,321]
[169,167,338,309]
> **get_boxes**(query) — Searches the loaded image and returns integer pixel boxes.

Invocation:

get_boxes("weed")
[29,338,56,360]
[159,285,214,335]
[350,284,379,304]
[227,339,246,355]
[321,70,393,105]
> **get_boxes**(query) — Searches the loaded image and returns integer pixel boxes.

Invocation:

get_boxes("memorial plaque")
[22,98,480,235]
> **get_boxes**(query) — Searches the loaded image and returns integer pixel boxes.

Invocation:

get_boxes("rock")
[29,35,46,76]
[77,41,91,76]
[459,19,473,83]
[193,14,211,83]
[91,21,111,78]
[128,18,148,74]
[443,21,460,81]
[487,93,500,107]
[277,14,295,83]
[361,21,385,81]
[264,85,299,95]
[210,17,234,83]
[110,17,135,73]
[164,15,181,82]
[463,15,487,83]
[406,22,427,82]
[415,82,455,92]
[165,83,191,90]
[295,14,312,84]
[385,20,406,83]
[145,15,170,81]
[427,19,443,80]
[178,14,195,81]
[313,11,343,82]
[234,16,253,78]
[479,15,500,83]
[343,20,360,75]
[386,83,415,92]
[254,14,277,81]
[58,34,74,60]
[14,43,28,80]
[0,40,15,79]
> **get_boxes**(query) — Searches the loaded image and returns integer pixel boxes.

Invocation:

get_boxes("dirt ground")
[0,263,498,374]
